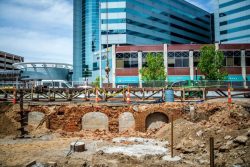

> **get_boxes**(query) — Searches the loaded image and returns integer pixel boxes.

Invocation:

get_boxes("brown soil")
[0,101,249,167]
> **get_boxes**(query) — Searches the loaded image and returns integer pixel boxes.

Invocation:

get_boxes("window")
[53,82,59,87]
[246,51,250,66]
[168,52,189,67]
[168,52,175,67]
[223,51,241,67]
[116,52,138,68]
[219,0,246,8]
[193,51,200,67]
[219,5,250,17]
[220,25,250,35]
[61,83,67,88]
[93,62,98,71]
[116,53,124,68]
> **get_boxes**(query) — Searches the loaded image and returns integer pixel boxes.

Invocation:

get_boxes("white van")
[40,80,72,88]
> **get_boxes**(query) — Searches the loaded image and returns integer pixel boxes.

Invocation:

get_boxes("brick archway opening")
[145,112,168,131]
[82,112,109,131]
[119,112,135,132]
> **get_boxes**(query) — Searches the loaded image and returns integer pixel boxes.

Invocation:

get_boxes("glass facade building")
[73,0,212,81]
[214,0,250,43]
[73,0,100,81]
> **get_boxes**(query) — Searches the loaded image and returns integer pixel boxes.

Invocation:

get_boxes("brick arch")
[145,112,169,130]
[134,110,170,132]
[134,103,184,132]
[28,106,50,114]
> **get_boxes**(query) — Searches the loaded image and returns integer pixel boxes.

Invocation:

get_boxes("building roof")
[13,62,73,70]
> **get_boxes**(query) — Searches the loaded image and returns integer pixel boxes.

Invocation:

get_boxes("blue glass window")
[221,34,250,42]
[220,15,250,26]
[219,5,250,17]
[100,8,125,13]
[220,25,250,35]
[219,0,246,8]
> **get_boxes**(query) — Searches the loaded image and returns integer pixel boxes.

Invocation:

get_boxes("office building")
[73,0,212,81]
[214,0,250,43]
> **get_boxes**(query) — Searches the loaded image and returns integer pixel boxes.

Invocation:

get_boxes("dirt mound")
[56,128,156,141]
[0,104,19,138]
[154,102,250,167]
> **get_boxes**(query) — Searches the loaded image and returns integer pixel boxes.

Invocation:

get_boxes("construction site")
[0,84,250,167]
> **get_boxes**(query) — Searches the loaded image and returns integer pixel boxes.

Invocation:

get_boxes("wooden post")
[171,114,174,158]
[210,137,214,167]
[127,85,130,104]
[122,88,126,102]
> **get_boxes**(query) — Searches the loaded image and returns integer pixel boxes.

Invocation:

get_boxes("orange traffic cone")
[228,83,232,103]
[95,88,99,103]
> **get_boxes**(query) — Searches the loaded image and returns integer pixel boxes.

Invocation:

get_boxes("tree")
[139,52,166,81]
[92,76,102,88]
[198,45,227,80]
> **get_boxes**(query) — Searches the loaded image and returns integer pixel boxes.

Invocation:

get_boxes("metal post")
[195,67,198,80]
[210,137,214,167]
[171,114,174,158]
[99,1,102,88]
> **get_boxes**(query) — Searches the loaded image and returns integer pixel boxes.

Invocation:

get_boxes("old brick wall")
[27,103,185,133]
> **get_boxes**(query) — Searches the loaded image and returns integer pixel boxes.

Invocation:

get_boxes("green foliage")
[139,52,166,81]
[198,45,227,80]
[92,76,102,88]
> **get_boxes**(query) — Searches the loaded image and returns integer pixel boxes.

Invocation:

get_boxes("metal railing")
[0,80,249,89]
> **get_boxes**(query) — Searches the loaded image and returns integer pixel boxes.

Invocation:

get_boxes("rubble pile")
[155,102,250,167]
[56,128,156,141]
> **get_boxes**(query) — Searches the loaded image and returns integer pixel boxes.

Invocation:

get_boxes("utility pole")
[105,0,110,85]
[99,1,102,88]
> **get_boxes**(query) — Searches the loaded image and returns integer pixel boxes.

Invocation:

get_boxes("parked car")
[40,80,72,88]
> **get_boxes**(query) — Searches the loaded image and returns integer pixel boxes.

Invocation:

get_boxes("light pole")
[98,1,102,88]
[105,0,110,86]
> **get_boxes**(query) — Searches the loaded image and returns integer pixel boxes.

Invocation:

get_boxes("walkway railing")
[0,80,249,89]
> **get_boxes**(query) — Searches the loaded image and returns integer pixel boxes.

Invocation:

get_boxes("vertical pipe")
[210,137,214,167]
[171,114,174,158]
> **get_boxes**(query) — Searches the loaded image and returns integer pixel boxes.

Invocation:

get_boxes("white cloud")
[0,0,73,64]
[0,27,72,63]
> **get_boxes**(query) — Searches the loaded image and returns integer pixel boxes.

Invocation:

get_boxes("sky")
[0,0,215,64]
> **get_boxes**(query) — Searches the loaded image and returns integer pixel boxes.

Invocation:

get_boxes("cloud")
[0,27,72,63]
[0,0,73,63]
[185,0,216,12]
